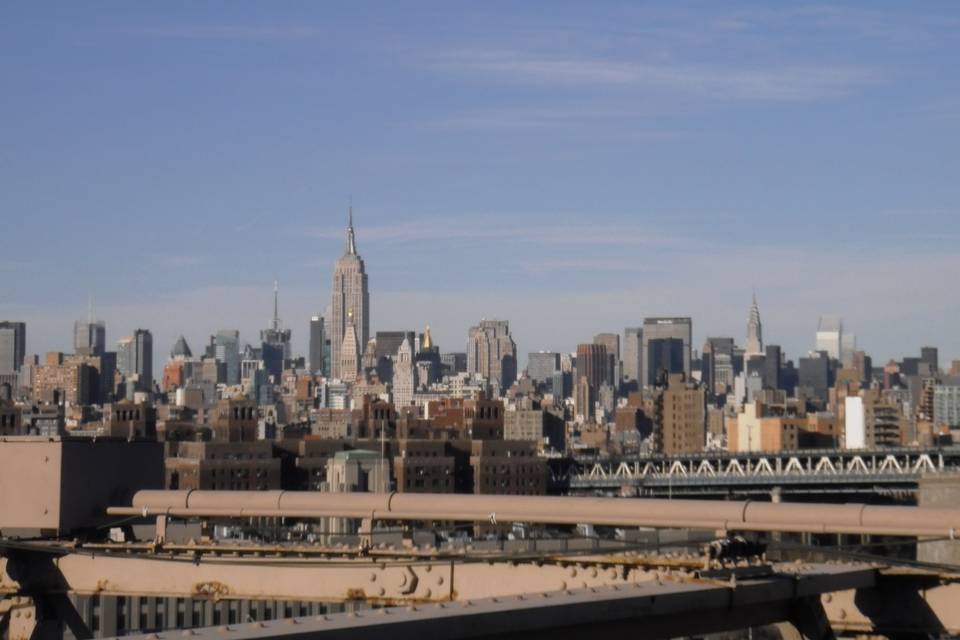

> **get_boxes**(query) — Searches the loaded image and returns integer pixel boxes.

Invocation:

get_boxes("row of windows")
[402,450,445,457]
[208,468,269,478]
[481,449,534,457]
[206,452,269,460]
[407,465,453,475]
[206,481,271,491]
[479,465,544,475]
[405,478,452,489]
[473,406,501,420]
[224,406,257,420]
[481,477,543,487]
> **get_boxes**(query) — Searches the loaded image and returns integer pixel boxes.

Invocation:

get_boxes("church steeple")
[346,207,357,255]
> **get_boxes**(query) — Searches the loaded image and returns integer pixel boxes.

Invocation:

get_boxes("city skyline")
[2,2,959,364]
[3,5,960,636]
[2,241,950,373]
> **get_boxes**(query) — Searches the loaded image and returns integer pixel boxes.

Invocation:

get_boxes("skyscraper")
[215,329,240,385]
[393,336,415,409]
[466,319,517,394]
[641,317,692,388]
[576,343,608,392]
[815,316,842,360]
[763,344,782,391]
[840,332,857,368]
[135,329,153,391]
[74,320,106,356]
[575,376,594,421]
[118,329,153,392]
[623,327,642,383]
[593,333,621,386]
[527,351,561,385]
[921,347,939,374]
[415,325,442,386]
[702,337,735,395]
[0,321,26,375]
[798,351,830,402]
[117,337,134,377]
[258,282,291,382]
[309,315,326,375]
[745,294,763,357]
[261,281,292,360]
[330,209,370,379]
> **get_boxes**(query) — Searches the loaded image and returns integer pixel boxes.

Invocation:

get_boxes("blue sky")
[1,2,958,366]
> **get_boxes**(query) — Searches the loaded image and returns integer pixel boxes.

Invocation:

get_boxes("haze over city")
[3,1,959,363]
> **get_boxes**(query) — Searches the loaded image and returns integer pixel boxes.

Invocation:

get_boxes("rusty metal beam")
[109,490,960,538]
[110,563,875,640]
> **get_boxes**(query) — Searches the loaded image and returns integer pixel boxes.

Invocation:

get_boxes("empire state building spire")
[346,207,357,255]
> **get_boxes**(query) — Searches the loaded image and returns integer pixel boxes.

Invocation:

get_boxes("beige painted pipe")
[107,490,960,538]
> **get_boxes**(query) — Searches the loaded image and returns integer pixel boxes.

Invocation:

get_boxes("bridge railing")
[555,448,960,486]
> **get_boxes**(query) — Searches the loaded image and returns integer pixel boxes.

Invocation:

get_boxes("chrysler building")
[330,209,370,379]
[745,292,763,357]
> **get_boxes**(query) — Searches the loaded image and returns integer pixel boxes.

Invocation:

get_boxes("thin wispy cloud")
[427,106,638,130]
[786,5,933,43]
[154,254,206,268]
[425,105,694,134]
[432,49,880,102]
[710,18,753,32]
[305,218,686,248]
[129,24,327,41]
[518,257,668,275]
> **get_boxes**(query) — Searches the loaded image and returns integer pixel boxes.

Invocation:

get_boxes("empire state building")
[330,209,370,379]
